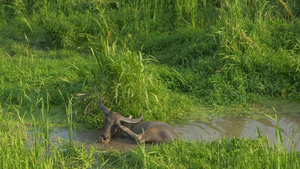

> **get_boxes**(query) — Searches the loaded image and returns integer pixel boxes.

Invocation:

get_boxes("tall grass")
[0,0,299,128]
[0,96,95,168]
[87,38,194,124]
[261,109,300,168]
[1,0,299,107]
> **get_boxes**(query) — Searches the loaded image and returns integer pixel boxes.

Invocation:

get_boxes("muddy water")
[49,128,139,151]
[47,113,300,151]
[176,113,300,151]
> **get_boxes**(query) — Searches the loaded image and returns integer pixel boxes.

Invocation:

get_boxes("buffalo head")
[98,98,143,143]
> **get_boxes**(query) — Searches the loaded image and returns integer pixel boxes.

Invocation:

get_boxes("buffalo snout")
[100,133,110,143]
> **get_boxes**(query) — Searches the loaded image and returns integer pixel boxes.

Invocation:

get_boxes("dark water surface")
[47,113,300,151]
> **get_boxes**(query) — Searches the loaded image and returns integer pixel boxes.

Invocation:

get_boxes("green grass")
[1,0,299,125]
[0,97,95,168]
[99,137,300,168]
[0,0,300,168]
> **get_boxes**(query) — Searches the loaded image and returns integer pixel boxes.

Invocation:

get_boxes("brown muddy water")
[44,113,300,151]
[177,113,300,151]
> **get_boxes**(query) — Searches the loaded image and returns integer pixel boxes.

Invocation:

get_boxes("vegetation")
[0,99,95,168]
[0,0,299,168]
[100,137,300,168]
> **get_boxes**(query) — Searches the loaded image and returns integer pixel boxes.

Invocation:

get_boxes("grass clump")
[77,40,195,127]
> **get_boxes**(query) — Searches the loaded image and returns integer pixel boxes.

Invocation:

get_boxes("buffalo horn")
[98,98,110,115]
[121,114,143,123]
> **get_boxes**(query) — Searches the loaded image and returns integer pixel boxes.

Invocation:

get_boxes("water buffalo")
[98,98,179,143]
